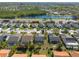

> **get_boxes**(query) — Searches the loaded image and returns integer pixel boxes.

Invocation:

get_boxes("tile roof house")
[32,54,46,57]
[53,51,70,57]
[69,51,79,57]
[21,33,33,45]
[12,54,28,57]
[0,49,10,57]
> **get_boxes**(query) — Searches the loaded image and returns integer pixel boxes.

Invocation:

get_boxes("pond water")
[20,15,77,20]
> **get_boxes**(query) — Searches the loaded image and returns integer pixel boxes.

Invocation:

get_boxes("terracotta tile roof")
[32,54,46,57]
[12,54,28,57]
[22,34,33,40]
[53,51,70,57]
[0,49,10,57]
[69,51,79,57]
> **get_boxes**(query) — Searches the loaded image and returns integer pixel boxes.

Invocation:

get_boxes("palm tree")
[0,41,7,49]
[33,45,41,54]
[8,45,17,57]
[47,49,54,57]
[28,42,34,51]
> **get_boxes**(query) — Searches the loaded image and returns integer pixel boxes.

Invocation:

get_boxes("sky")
[0,0,79,2]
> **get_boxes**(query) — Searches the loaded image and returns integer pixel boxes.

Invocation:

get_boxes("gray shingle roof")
[7,34,20,46]
[48,34,60,44]
[34,34,44,43]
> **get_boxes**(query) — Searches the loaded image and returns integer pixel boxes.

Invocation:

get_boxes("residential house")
[48,34,61,44]
[34,34,44,44]
[20,33,33,45]
[53,51,70,57]
[61,34,79,50]
[0,49,11,57]
[12,54,28,57]
[6,34,21,46]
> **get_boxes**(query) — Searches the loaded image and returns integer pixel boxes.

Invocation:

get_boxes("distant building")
[30,21,39,28]
[38,23,45,28]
